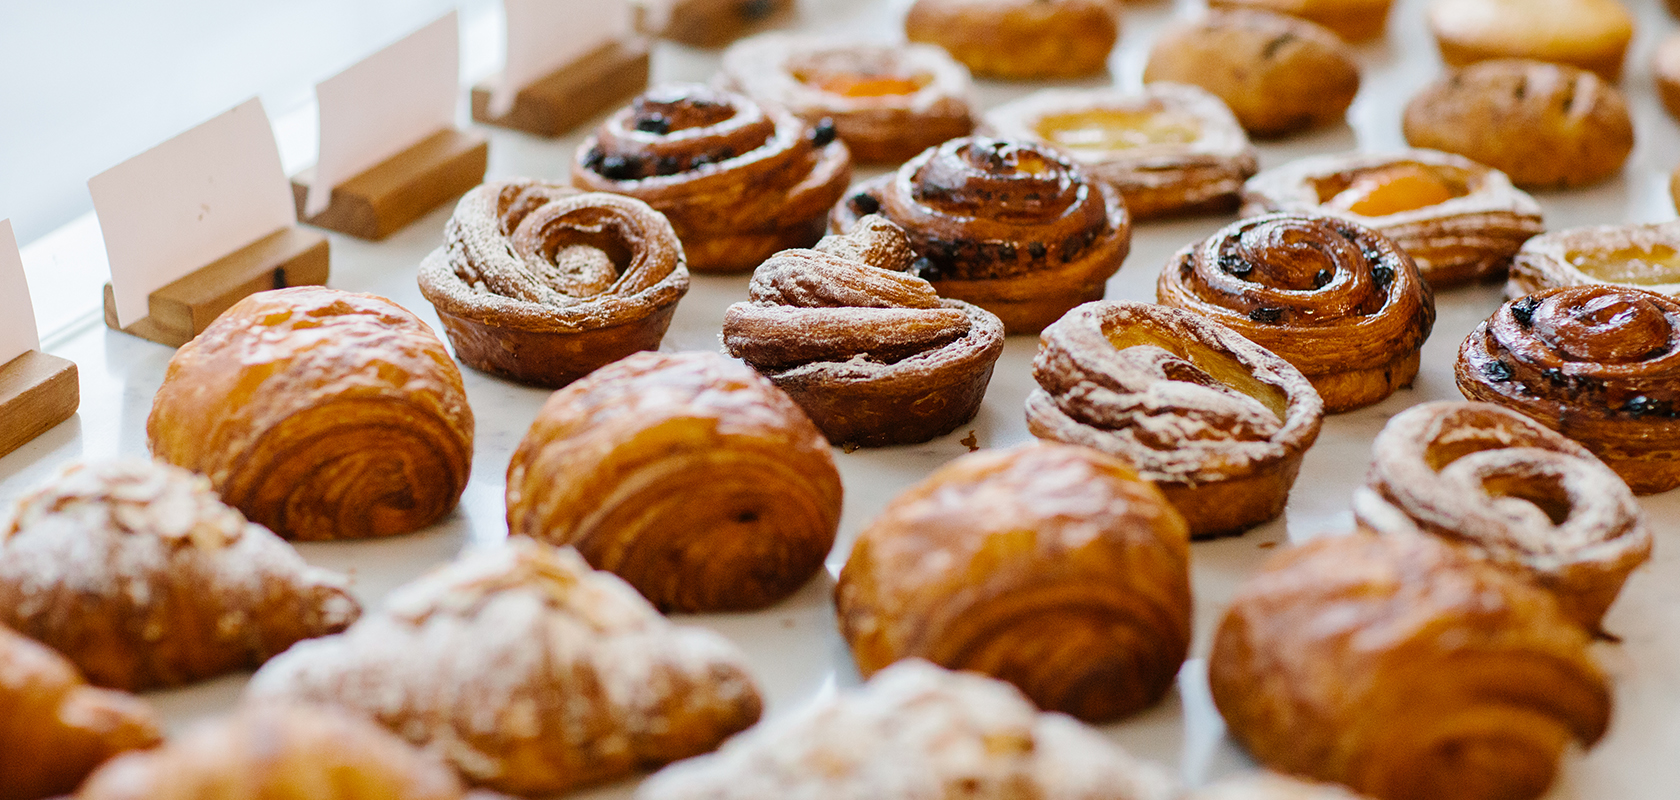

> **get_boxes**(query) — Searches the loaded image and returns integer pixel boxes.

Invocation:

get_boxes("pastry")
[1403,60,1633,189]
[1242,149,1545,287]
[1209,532,1611,800]
[832,136,1130,334]
[1206,0,1394,41]
[636,659,1181,800]
[0,623,161,800]
[148,287,474,541]
[718,34,975,164]
[1026,300,1324,539]
[1506,221,1680,298]
[723,215,1005,447]
[836,443,1191,723]
[1143,11,1360,138]
[1456,285,1680,494]
[505,351,842,612]
[572,84,852,273]
[1657,32,1680,120]
[904,0,1122,81]
[1428,0,1633,82]
[417,180,689,388]
[249,540,762,796]
[982,84,1259,220]
[1157,213,1436,412]
[1194,774,1373,800]
[660,0,794,48]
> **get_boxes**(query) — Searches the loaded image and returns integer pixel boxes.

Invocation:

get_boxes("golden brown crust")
[1193,773,1373,800]
[1427,0,1633,82]
[1026,300,1324,539]
[836,443,1191,723]
[1656,33,1680,120]
[1207,0,1394,41]
[417,180,689,388]
[1210,533,1611,800]
[506,351,842,612]
[904,0,1121,80]
[1507,221,1680,299]
[148,287,474,541]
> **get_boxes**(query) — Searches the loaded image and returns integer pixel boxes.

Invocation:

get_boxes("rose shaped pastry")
[1507,221,1680,299]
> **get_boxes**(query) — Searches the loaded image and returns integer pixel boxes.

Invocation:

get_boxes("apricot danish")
[1507,221,1680,298]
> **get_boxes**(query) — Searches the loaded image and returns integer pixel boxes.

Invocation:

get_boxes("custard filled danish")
[1506,221,1680,298]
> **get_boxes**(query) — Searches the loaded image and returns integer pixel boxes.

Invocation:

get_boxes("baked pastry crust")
[0,460,361,691]
[1157,213,1436,413]
[832,137,1130,335]
[572,84,852,273]
[982,83,1259,220]
[1507,221,1680,299]
[1242,149,1545,287]
[1193,774,1372,800]
[148,287,474,541]
[836,443,1191,723]
[1428,0,1633,82]
[506,350,842,612]
[1207,0,1394,41]
[417,180,689,388]
[1210,532,1611,800]
[723,215,1005,447]
[1026,300,1324,539]
[904,0,1122,81]
[1657,32,1680,120]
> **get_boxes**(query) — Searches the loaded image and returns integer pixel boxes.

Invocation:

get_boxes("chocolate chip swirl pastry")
[1507,221,1680,298]
[1158,213,1436,412]
[833,137,1130,334]
[573,84,852,273]
[417,180,689,388]
[1027,301,1324,539]
[904,0,1123,81]
[1457,285,1680,494]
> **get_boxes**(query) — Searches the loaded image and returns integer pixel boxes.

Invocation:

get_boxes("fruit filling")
[1033,108,1202,151]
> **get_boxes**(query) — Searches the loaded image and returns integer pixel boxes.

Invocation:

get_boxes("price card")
[491,0,633,117]
[0,219,40,364]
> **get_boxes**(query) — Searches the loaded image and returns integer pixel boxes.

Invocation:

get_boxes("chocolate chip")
[599,154,640,180]
[1314,269,1333,288]
[1482,360,1513,382]
[635,114,671,134]
[1371,264,1394,288]
[1510,296,1541,326]
[810,118,838,147]
[1248,307,1284,324]
[850,193,880,215]
[1028,241,1047,259]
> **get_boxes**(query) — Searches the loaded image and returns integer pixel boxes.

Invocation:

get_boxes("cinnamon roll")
[572,84,852,273]
[836,443,1191,723]
[832,137,1130,334]
[1457,285,1680,494]
[1157,213,1436,412]
[1026,301,1324,539]
[1507,221,1680,298]
[1206,0,1394,41]
[904,0,1122,81]
[417,180,689,388]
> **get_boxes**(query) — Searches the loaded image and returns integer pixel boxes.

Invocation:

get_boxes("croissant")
[1209,532,1611,800]
[417,180,689,388]
[1506,220,1680,299]
[148,286,474,541]
[1026,300,1324,539]
[1158,213,1436,412]
[832,136,1130,334]
[0,460,360,691]
[836,442,1191,723]
[506,350,842,612]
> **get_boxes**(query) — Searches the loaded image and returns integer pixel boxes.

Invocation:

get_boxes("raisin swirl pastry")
[1507,221,1680,298]
[833,137,1130,335]
[1026,301,1324,539]
[417,180,689,388]
[573,84,852,273]
[1210,533,1611,800]
[1457,285,1680,494]
[1158,213,1436,412]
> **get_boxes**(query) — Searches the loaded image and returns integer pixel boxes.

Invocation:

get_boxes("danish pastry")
[1207,0,1394,41]
[1506,221,1680,298]
[904,0,1122,81]
[1428,0,1633,82]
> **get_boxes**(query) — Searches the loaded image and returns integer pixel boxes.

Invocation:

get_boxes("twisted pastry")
[836,443,1191,723]
[1507,221,1680,298]
[1210,532,1611,800]
[904,0,1122,81]
[148,287,474,541]
[1026,300,1324,539]
[572,84,852,273]
[1158,213,1436,412]
[832,136,1130,334]
[1353,401,1651,632]
[1457,285,1680,493]
[506,351,842,612]
[417,180,689,388]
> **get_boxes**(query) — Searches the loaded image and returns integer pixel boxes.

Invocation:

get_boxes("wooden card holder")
[292,128,488,241]
[663,0,793,48]
[471,38,651,137]
[0,349,78,459]
[103,227,329,348]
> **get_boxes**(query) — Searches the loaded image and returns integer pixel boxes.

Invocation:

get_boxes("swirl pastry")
[1206,0,1394,41]
[1428,0,1632,82]
[904,0,1122,81]
[836,443,1191,723]
[718,34,975,164]
[0,460,361,691]
[1507,221,1680,299]
[506,351,842,612]
[832,137,1130,334]
[637,659,1181,800]
[1209,532,1611,800]
[148,287,473,541]
[982,84,1259,220]
[1242,149,1545,287]
[572,84,852,273]
[417,180,689,388]
[1457,285,1680,494]
[1157,213,1436,413]
[1026,301,1324,539]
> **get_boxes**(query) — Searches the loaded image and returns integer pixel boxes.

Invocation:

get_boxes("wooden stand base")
[292,128,488,241]
[471,39,651,137]
[0,350,78,459]
[104,227,330,347]
[664,0,793,48]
